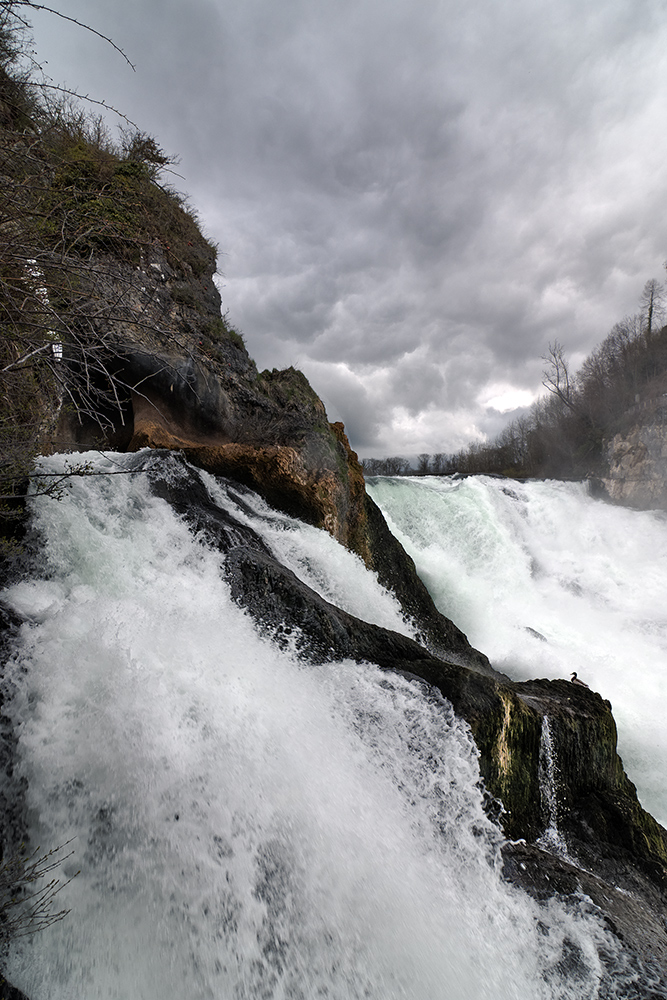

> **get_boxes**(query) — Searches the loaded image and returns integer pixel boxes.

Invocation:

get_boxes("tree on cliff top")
[368,276,667,481]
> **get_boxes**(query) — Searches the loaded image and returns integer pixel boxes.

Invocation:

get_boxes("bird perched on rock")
[570,671,589,688]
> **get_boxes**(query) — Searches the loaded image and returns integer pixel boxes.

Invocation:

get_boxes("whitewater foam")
[0,454,642,998]
[367,474,667,828]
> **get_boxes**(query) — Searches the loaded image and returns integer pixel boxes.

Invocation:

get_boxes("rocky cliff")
[42,236,667,979]
[602,397,667,509]
[46,239,371,562]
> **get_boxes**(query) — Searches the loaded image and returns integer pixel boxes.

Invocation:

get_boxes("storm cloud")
[30,0,667,457]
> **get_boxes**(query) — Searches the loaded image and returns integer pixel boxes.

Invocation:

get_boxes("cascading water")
[537,716,568,858]
[367,474,667,829]
[0,454,647,997]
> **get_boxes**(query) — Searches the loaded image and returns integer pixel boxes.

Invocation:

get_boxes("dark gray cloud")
[30,0,667,457]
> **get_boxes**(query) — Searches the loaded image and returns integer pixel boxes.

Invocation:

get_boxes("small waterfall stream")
[537,716,568,857]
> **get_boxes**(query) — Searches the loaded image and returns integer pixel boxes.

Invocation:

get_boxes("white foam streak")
[200,470,416,636]
[367,474,667,827]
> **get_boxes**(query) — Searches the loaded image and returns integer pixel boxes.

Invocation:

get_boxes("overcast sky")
[28,0,667,458]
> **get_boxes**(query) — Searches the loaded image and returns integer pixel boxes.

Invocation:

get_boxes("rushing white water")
[537,716,568,859]
[0,454,644,997]
[201,471,416,638]
[367,474,667,829]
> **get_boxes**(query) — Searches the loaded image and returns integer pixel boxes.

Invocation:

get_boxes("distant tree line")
[362,452,451,476]
[362,279,667,480]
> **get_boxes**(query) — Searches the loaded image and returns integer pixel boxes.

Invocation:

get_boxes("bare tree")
[361,457,381,476]
[0,6,221,512]
[0,841,77,943]
[431,452,447,475]
[361,456,410,476]
[541,341,577,412]
[639,278,665,341]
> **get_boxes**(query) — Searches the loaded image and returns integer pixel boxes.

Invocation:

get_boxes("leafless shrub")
[0,841,77,943]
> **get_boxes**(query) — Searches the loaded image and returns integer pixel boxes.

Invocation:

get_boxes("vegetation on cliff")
[0,3,233,520]
[0,6,666,986]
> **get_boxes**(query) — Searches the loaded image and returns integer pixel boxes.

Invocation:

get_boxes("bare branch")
[2,1,135,69]
[639,278,665,341]
[29,82,139,127]
[0,7,223,520]
[0,342,52,372]
[0,841,78,942]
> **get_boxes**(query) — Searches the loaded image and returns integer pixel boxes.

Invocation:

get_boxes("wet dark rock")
[0,609,30,1000]
[362,493,494,672]
[4,158,665,992]
[0,974,29,1000]
[146,451,495,675]
[2,451,667,993]
[31,181,489,668]
[503,842,667,993]
[0,604,27,853]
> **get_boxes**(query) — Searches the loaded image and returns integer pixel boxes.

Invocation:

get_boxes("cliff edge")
[602,393,667,509]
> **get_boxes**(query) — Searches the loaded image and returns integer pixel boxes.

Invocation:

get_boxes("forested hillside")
[364,281,667,480]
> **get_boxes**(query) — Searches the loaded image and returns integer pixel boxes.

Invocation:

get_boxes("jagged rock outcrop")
[146,449,492,673]
[4,27,665,994]
[3,445,667,988]
[28,198,667,934]
[0,974,28,1000]
[49,242,373,562]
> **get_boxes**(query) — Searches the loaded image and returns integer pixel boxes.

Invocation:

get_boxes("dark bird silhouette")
[570,671,590,688]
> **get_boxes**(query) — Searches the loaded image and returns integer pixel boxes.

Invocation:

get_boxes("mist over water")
[0,454,646,997]
[367,474,667,828]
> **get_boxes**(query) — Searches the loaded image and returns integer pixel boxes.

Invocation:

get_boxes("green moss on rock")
[479,690,542,840]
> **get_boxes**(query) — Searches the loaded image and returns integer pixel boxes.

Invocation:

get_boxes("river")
[0,454,653,997]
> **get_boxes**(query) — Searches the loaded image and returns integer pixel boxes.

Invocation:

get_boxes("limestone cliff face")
[9,241,667,986]
[602,402,667,509]
[28,170,667,974]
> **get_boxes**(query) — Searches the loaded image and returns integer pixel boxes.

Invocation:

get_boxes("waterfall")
[0,454,645,997]
[537,716,568,857]
[367,474,667,829]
